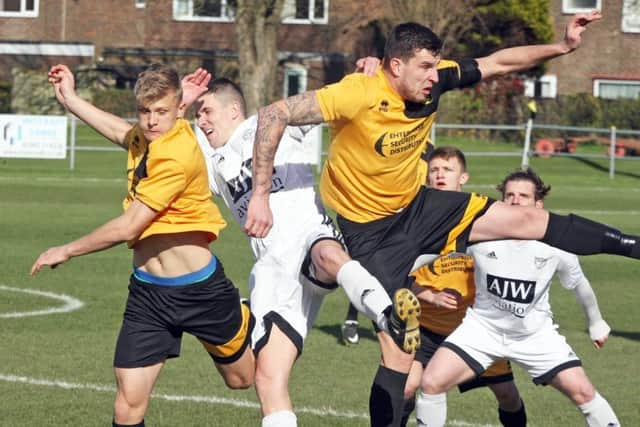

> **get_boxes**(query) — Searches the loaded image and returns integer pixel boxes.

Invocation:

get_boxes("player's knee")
[566,381,596,405]
[223,371,254,390]
[421,375,447,395]
[114,390,147,422]
[311,241,349,280]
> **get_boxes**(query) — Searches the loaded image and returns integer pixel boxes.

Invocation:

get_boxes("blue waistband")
[133,256,217,286]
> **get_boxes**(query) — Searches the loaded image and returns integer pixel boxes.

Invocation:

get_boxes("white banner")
[0,114,68,159]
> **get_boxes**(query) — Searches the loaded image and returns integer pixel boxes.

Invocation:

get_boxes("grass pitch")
[1,131,639,426]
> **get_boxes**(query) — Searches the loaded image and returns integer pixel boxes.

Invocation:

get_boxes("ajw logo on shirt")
[486,274,536,303]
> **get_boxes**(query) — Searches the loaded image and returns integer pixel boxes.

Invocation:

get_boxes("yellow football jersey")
[413,252,475,336]
[316,59,480,223]
[123,119,226,247]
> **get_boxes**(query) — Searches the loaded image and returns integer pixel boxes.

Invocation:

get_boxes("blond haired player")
[32,64,254,427]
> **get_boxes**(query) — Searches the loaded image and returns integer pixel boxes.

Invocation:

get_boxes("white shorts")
[250,213,343,356]
[443,308,581,385]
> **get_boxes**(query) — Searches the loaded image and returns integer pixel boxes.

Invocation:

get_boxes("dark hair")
[427,145,467,172]
[496,167,551,201]
[208,77,247,117]
[383,22,442,68]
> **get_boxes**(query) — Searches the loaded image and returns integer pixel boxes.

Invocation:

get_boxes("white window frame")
[135,0,146,9]
[0,0,39,18]
[282,0,328,25]
[172,0,234,22]
[524,75,557,99]
[622,0,640,33]
[562,0,601,14]
[283,63,308,98]
[593,78,640,99]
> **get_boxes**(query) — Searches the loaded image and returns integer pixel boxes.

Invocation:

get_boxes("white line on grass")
[0,285,84,318]
[0,373,498,427]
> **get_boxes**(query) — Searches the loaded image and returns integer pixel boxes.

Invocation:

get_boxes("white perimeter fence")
[65,115,640,179]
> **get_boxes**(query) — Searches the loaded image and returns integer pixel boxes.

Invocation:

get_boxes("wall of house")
[547,0,640,94]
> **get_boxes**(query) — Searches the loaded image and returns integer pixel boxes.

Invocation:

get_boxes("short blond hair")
[134,64,182,107]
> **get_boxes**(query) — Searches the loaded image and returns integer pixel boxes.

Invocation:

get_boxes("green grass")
[1,136,639,426]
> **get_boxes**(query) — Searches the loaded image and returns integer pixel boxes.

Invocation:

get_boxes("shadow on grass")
[567,156,640,180]
[611,330,640,342]
[314,323,379,345]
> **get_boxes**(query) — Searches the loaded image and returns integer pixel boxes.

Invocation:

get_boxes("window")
[0,0,38,17]
[173,0,236,22]
[524,75,557,99]
[622,0,640,33]
[593,79,640,99]
[562,0,601,13]
[283,64,307,97]
[135,0,145,8]
[282,0,328,24]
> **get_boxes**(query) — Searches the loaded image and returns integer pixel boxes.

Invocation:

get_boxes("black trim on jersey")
[440,341,485,376]
[253,311,304,358]
[533,359,582,386]
[403,58,481,119]
[458,372,515,393]
[131,146,149,196]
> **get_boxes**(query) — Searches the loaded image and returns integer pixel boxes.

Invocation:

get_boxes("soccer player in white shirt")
[420,168,618,427]
[181,71,420,427]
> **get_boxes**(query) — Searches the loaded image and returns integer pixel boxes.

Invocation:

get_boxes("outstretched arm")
[48,64,133,150]
[30,200,156,275]
[572,277,610,350]
[476,11,601,79]
[244,91,325,238]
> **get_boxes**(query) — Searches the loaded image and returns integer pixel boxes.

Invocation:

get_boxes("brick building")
[0,0,638,101]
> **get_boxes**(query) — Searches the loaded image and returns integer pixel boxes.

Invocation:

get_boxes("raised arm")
[244,91,325,237]
[476,11,601,80]
[48,64,133,150]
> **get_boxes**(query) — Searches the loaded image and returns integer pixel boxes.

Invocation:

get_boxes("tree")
[234,0,286,114]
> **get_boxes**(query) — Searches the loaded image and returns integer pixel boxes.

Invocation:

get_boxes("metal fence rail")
[67,115,640,178]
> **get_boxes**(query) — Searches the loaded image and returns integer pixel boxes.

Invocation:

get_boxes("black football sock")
[370,366,408,427]
[113,420,145,427]
[498,400,527,427]
[543,213,640,258]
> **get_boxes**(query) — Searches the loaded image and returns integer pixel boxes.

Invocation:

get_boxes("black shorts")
[416,326,514,393]
[114,260,252,368]
[337,186,493,294]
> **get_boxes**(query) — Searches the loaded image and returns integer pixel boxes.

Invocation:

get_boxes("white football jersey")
[196,116,328,259]
[467,240,586,335]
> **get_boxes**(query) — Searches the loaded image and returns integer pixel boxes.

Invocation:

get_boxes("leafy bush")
[93,88,136,118]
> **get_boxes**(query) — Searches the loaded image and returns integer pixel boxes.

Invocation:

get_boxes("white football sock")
[578,392,620,427]
[416,391,447,427]
[336,260,392,330]
[262,410,297,427]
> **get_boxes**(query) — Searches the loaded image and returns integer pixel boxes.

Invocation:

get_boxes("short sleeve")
[316,73,370,122]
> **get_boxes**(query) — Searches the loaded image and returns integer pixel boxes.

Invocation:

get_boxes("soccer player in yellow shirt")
[31,64,254,427]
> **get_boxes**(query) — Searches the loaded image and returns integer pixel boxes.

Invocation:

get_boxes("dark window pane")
[27,0,35,12]
[2,0,21,12]
[194,0,222,17]
[314,0,324,19]
[287,74,300,96]
[295,0,308,19]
